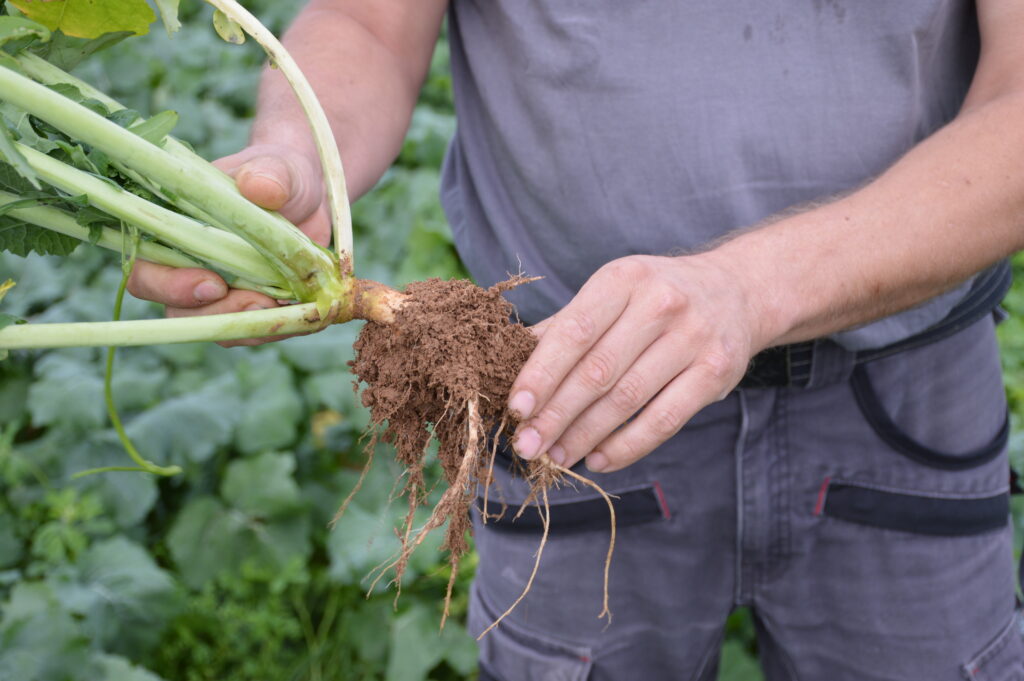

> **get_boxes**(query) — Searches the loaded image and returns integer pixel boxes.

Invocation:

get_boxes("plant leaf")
[8,0,155,39]
[0,15,49,48]
[124,375,241,466]
[212,10,244,45]
[152,0,180,36]
[128,109,178,145]
[167,496,311,589]
[47,537,183,658]
[221,452,303,517]
[91,654,167,681]
[0,214,81,257]
[0,313,23,331]
[29,30,133,71]
[0,278,21,331]
[0,125,40,189]
[235,360,303,455]
[0,582,93,681]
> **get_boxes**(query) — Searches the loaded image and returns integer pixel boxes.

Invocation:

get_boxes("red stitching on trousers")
[813,476,831,516]
[652,480,671,520]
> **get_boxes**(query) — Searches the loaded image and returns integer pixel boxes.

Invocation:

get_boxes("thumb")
[213,147,323,225]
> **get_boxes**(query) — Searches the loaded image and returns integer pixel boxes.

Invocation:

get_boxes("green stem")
[0,190,197,268]
[93,257,181,477]
[0,303,328,349]
[204,0,354,272]
[0,64,343,309]
[71,466,151,477]
[14,52,240,195]
[0,190,291,298]
[14,143,288,288]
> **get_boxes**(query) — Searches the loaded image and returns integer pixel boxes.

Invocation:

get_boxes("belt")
[739,261,1012,389]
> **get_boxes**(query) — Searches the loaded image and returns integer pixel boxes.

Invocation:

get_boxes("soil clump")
[347,277,613,630]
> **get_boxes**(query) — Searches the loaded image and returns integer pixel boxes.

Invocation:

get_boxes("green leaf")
[235,359,302,455]
[0,124,40,189]
[212,10,244,45]
[0,312,23,330]
[29,29,133,70]
[221,452,303,517]
[128,109,178,145]
[0,582,92,681]
[386,604,445,681]
[0,15,50,48]
[0,102,57,154]
[718,640,765,681]
[27,352,106,429]
[92,654,167,681]
[8,0,155,38]
[48,537,183,658]
[66,433,158,527]
[0,214,82,256]
[167,496,311,590]
[0,513,24,570]
[152,0,180,35]
[125,375,241,465]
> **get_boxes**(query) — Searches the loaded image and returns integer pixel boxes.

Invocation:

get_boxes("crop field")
[1,3,1023,681]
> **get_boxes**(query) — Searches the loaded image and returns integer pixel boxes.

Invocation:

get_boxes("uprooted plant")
[0,0,615,631]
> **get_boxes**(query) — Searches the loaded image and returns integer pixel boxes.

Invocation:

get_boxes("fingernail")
[251,171,288,193]
[194,280,225,303]
[245,304,268,312]
[585,452,609,473]
[513,427,542,460]
[508,391,536,419]
[548,444,566,466]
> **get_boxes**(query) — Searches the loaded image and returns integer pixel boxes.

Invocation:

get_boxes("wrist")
[694,239,798,352]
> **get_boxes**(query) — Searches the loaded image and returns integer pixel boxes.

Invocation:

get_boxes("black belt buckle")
[740,341,814,389]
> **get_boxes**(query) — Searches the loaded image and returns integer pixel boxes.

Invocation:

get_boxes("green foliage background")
[0,3,1022,681]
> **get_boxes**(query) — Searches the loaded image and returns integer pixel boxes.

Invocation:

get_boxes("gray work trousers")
[469,315,1022,680]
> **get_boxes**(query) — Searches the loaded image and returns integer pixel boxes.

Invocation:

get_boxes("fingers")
[166,289,283,348]
[508,263,635,424]
[546,332,694,468]
[512,301,669,462]
[128,260,227,308]
[214,145,328,245]
[585,351,742,473]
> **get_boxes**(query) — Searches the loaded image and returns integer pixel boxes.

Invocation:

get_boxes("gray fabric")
[442,0,981,349]
[469,317,1020,679]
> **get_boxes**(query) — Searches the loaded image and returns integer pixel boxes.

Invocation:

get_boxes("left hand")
[508,253,771,473]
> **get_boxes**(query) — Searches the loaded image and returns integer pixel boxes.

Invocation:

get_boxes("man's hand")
[508,254,770,474]
[126,144,326,347]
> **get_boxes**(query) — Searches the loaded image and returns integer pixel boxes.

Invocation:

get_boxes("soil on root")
[347,277,614,630]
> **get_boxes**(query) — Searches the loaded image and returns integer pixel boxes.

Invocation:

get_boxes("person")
[128,1,1024,678]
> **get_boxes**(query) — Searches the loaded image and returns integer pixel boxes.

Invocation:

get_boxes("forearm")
[710,89,1024,349]
[250,1,444,199]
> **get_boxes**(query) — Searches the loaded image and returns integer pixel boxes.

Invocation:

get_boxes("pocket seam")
[828,476,1009,501]
[471,584,594,681]
[818,479,1010,537]
[849,364,1008,471]
[962,612,1024,680]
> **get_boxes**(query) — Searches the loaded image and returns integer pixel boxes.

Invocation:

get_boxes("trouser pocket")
[470,583,594,681]
[962,612,1024,681]
[816,479,1010,537]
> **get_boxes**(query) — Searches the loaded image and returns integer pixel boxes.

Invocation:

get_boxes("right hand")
[126,144,328,347]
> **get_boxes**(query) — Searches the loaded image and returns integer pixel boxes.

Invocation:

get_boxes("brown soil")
[349,280,532,571]
[347,277,614,630]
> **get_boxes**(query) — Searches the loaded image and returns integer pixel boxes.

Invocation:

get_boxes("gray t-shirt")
[441,0,981,350]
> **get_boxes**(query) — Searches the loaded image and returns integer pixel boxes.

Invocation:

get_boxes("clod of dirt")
[349,278,533,570]
[347,277,614,631]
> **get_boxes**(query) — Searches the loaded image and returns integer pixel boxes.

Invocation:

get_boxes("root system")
[346,277,615,631]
